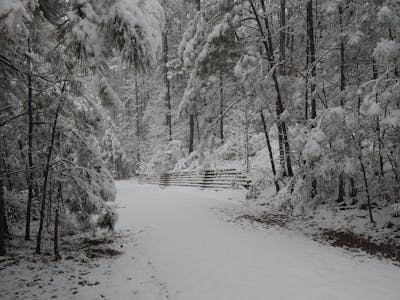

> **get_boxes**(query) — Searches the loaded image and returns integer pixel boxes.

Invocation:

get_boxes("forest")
[0,1,400,297]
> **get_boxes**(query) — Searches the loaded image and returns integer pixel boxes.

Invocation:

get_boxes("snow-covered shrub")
[248,133,266,156]
[97,209,118,232]
[144,140,186,175]
[393,203,400,217]
[174,151,202,172]
[274,187,294,212]
[246,184,258,200]
[215,138,242,160]
[4,190,27,225]
[60,213,79,236]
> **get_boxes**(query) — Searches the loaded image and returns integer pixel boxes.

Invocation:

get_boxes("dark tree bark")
[53,183,61,260]
[188,0,201,154]
[189,114,194,154]
[162,26,172,141]
[359,144,374,223]
[250,0,294,177]
[279,0,286,75]
[307,0,317,198]
[260,111,280,192]
[305,34,309,121]
[0,177,5,255]
[219,64,224,143]
[25,39,34,241]
[1,139,13,191]
[307,0,316,120]
[36,96,63,254]
[46,179,53,231]
[135,67,141,163]
[372,59,385,179]
[337,4,346,203]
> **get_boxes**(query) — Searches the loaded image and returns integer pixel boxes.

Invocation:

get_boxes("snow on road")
[110,180,400,300]
[2,180,399,300]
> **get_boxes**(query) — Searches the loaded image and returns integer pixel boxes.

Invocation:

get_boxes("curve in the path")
[114,180,400,300]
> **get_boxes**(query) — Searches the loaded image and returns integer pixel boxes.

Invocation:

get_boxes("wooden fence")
[139,169,251,189]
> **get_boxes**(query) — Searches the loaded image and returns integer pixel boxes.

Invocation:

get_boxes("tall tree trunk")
[307,0,317,198]
[219,64,224,143]
[307,0,316,120]
[195,113,201,143]
[189,115,194,154]
[279,0,286,75]
[162,27,172,141]
[337,4,346,203]
[372,59,384,179]
[281,124,293,176]
[135,67,141,163]
[277,0,287,176]
[359,144,374,223]
[46,179,53,231]
[53,183,61,260]
[277,126,286,176]
[305,34,309,121]
[251,0,293,177]
[260,110,280,192]
[188,0,201,154]
[244,97,250,173]
[1,139,13,191]
[25,39,34,241]
[0,177,5,255]
[36,96,63,254]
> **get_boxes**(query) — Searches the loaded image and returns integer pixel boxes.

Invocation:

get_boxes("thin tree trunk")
[388,26,399,106]
[1,139,13,191]
[337,4,346,203]
[279,0,286,75]
[46,179,53,231]
[25,39,34,241]
[189,114,194,154]
[260,110,279,192]
[281,123,293,176]
[359,144,374,223]
[278,125,286,176]
[251,0,294,177]
[307,0,317,198]
[339,4,346,106]
[277,0,288,176]
[195,113,201,143]
[307,0,316,120]
[387,153,400,184]
[372,59,385,179]
[0,177,5,255]
[189,0,201,154]
[135,67,141,163]
[305,35,309,121]
[162,27,172,141]
[219,64,224,143]
[36,96,64,254]
[53,183,61,260]
[244,98,250,173]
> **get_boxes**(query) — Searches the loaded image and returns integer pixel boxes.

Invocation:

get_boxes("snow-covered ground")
[1,180,400,300]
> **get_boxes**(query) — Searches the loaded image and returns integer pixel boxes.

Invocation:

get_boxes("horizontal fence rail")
[139,169,251,190]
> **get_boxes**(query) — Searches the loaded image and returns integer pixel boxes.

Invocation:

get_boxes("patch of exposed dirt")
[238,213,400,265]
[86,246,123,258]
[316,229,400,263]
[82,236,115,246]
[238,213,290,228]
[59,233,125,261]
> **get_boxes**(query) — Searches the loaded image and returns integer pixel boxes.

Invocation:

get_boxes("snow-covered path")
[106,180,400,300]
